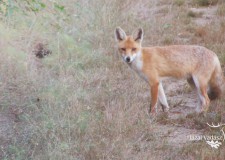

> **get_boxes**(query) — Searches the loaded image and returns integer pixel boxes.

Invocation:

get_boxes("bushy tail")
[208,63,224,100]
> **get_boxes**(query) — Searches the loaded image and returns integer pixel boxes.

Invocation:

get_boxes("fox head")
[114,27,143,63]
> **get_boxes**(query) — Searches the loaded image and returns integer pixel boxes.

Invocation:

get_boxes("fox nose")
[125,57,131,63]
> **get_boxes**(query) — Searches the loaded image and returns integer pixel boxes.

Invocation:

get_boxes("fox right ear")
[133,28,143,43]
[115,27,127,41]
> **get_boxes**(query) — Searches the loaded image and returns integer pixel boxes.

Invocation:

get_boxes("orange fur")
[115,27,224,115]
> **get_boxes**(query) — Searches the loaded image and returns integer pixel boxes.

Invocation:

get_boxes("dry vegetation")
[0,0,225,159]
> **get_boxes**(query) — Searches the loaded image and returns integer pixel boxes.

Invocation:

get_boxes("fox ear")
[133,28,143,43]
[115,27,127,41]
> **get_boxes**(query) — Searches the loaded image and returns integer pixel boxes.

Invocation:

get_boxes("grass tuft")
[192,0,219,6]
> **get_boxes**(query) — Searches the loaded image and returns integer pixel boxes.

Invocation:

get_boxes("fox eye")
[132,48,137,51]
[120,48,126,51]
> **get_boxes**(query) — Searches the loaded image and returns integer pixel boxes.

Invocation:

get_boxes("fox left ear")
[115,27,127,42]
[133,28,144,43]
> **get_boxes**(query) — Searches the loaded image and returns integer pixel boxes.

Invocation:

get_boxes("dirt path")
[165,79,199,118]
[189,6,218,26]
[152,79,202,147]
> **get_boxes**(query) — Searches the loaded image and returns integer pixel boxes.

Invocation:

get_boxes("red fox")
[114,27,224,115]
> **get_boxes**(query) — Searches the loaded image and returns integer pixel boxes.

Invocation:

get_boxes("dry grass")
[192,0,219,6]
[0,0,225,159]
[179,142,225,159]
[217,3,225,16]
[173,0,185,6]
[187,10,203,18]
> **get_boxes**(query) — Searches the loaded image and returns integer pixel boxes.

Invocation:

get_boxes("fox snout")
[125,56,131,63]
[123,55,132,63]
[122,54,136,63]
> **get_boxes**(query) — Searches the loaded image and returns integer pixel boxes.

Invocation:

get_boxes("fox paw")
[162,105,170,112]
[147,109,157,117]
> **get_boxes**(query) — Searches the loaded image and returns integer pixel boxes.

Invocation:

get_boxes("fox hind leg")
[192,75,210,113]
[199,84,210,112]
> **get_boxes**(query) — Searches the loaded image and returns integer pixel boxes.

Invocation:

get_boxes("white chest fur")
[129,52,148,82]
[130,51,142,70]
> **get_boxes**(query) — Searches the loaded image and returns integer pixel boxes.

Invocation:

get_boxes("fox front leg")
[149,82,159,115]
[158,82,169,112]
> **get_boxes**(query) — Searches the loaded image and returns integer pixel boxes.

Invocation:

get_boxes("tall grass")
[0,0,225,159]
[0,0,156,159]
